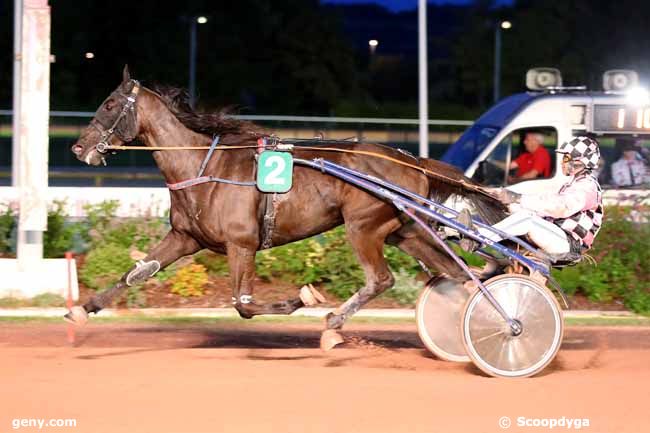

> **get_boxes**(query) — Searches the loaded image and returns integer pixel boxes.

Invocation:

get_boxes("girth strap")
[260,193,278,249]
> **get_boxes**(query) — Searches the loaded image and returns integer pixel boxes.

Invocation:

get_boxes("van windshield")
[441,124,500,170]
[441,93,534,170]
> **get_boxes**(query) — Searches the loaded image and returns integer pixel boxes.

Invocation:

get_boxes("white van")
[441,68,650,196]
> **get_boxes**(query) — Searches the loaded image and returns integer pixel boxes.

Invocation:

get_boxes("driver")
[490,131,552,182]
[460,136,603,259]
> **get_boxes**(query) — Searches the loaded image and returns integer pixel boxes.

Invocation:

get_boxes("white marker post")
[0,0,78,301]
[17,0,50,272]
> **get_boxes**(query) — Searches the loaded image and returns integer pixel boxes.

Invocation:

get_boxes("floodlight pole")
[418,0,429,158]
[493,25,501,104]
[188,16,208,109]
[189,18,197,108]
[493,21,511,104]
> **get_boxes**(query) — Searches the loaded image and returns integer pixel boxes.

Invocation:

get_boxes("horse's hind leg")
[322,219,399,350]
[387,224,500,280]
[227,243,321,318]
[65,230,201,324]
[386,231,467,280]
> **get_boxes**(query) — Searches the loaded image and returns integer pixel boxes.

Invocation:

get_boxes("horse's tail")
[418,158,507,225]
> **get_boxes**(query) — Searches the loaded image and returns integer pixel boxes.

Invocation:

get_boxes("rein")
[102,141,495,196]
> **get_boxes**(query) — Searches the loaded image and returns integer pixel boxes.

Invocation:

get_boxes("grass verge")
[565,316,650,326]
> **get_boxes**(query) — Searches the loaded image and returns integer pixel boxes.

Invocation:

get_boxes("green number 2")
[264,155,287,185]
[257,151,293,193]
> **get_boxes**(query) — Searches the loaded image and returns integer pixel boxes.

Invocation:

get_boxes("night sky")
[322,0,514,12]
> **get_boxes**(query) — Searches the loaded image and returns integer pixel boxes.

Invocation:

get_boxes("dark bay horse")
[67,67,505,349]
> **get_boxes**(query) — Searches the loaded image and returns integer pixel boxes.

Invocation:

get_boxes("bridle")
[90,80,141,156]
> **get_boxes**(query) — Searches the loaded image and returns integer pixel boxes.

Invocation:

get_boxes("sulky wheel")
[416,275,473,362]
[461,274,563,378]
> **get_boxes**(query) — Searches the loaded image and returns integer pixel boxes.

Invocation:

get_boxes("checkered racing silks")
[554,173,604,249]
[556,136,601,170]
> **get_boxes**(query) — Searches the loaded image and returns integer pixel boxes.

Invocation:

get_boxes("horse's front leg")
[64,230,201,324]
[320,215,400,351]
[227,243,325,319]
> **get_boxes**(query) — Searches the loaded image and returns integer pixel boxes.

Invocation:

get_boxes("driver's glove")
[494,188,521,205]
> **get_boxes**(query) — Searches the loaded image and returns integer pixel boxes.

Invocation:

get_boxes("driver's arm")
[516,168,539,180]
[492,160,518,171]
[520,181,598,218]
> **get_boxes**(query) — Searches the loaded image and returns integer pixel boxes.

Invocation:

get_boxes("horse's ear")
[122,65,131,83]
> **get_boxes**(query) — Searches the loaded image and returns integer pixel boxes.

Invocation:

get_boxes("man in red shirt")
[508,132,552,182]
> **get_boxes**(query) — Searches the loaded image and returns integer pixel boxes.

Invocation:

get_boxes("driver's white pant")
[477,210,571,255]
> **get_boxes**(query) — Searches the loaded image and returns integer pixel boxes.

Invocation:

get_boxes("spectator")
[611,139,649,187]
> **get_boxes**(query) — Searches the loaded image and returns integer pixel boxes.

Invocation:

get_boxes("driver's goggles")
[562,154,572,163]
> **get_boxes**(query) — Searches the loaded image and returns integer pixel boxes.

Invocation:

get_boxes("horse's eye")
[104,99,116,111]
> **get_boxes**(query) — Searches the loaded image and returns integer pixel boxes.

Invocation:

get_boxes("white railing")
[0,109,474,126]
[0,187,647,218]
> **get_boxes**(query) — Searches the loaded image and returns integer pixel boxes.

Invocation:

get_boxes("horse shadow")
[71,324,421,362]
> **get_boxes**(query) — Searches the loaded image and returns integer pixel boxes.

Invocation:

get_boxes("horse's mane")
[149,84,264,139]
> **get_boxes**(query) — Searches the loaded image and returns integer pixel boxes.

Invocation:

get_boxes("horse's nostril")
[72,145,83,155]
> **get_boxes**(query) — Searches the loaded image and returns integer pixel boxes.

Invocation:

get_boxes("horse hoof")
[64,306,88,326]
[463,280,478,291]
[320,329,344,351]
[299,284,327,306]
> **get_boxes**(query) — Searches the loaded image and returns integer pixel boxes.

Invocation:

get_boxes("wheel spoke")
[472,328,506,345]
[477,333,508,366]
[514,285,534,318]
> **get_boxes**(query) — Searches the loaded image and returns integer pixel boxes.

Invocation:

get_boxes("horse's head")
[71,65,141,166]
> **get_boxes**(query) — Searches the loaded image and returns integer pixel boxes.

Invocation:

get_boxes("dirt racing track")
[2,321,650,433]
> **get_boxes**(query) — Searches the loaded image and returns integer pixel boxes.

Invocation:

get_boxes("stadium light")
[368,39,378,57]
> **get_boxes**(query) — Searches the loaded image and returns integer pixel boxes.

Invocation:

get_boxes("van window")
[472,127,557,187]
[596,136,650,188]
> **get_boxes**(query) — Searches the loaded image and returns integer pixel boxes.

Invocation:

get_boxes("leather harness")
[259,192,277,249]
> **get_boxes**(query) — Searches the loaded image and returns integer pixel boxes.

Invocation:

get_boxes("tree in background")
[194,0,360,114]
[0,0,359,115]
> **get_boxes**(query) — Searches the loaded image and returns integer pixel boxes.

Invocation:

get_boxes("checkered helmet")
[556,136,601,170]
